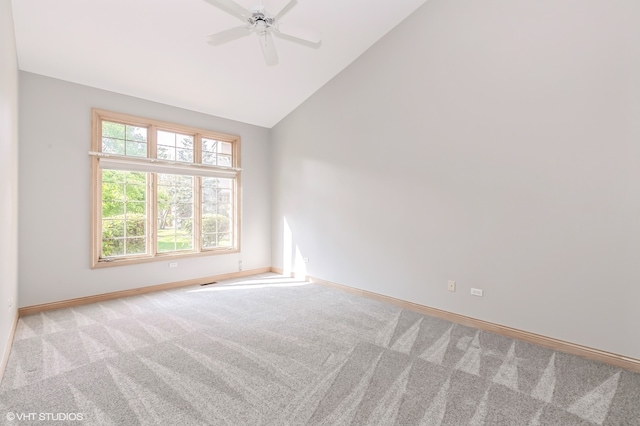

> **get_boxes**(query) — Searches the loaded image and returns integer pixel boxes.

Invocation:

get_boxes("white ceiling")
[11,0,427,128]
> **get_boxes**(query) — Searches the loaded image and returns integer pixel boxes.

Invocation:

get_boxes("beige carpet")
[1,273,639,425]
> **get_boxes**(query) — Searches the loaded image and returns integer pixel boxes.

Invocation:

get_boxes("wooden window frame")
[90,109,241,268]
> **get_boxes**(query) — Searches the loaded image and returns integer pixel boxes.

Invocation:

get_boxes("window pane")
[102,121,147,158]
[202,151,216,166]
[126,219,146,237]
[101,170,148,258]
[125,183,146,200]
[126,125,147,142]
[158,132,193,163]
[103,169,126,184]
[217,155,232,167]
[103,178,124,201]
[157,145,175,161]
[102,238,124,257]
[202,138,232,167]
[176,148,193,163]
[202,234,217,248]
[202,177,233,249]
[102,138,125,155]
[202,138,217,152]
[177,203,193,219]
[157,173,194,253]
[202,138,230,166]
[126,141,147,157]
[202,177,217,188]
[218,190,231,203]
[202,201,216,215]
[126,238,146,255]
[178,135,193,149]
[102,202,124,216]
[218,203,232,218]
[126,201,146,215]
[218,233,231,247]
[217,179,232,189]
[220,142,232,155]
[102,121,125,139]
[103,220,124,238]
[158,130,176,147]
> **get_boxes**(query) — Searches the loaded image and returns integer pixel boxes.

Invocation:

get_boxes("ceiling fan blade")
[207,26,250,46]
[274,0,298,21]
[259,32,279,66]
[274,23,321,47]
[201,0,248,21]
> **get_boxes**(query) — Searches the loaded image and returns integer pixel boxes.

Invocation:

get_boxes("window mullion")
[195,134,202,164]
[149,125,157,159]
[233,175,238,248]
[149,173,157,257]
[92,156,102,263]
[194,134,202,252]
[148,126,157,257]
[91,115,103,266]
[194,176,202,252]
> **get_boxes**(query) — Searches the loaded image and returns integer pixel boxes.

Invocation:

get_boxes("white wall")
[271,0,640,359]
[0,0,19,368]
[19,72,271,307]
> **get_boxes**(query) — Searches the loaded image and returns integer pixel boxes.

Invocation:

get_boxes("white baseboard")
[18,267,272,316]
[306,274,640,374]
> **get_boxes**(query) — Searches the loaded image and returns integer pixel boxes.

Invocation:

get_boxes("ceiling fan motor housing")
[248,10,275,33]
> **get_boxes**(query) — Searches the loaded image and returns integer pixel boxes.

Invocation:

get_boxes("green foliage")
[102,121,147,142]
[157,228,193,252]
[102,170,147,218]
[102,213,146,257]
[156,174,193,230]
[202,214,230,234]
[102,121,147,156]
[125,141,147,157]
[202,214,230,248]
[100,170,233,255]
[102,121,125,139]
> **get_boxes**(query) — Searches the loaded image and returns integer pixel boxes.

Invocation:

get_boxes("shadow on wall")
[283,217,308,279]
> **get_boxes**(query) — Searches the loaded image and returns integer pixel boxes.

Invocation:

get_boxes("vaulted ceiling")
[11,0,428,127]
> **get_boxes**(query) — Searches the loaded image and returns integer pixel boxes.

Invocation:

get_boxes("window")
[90,109,241,267]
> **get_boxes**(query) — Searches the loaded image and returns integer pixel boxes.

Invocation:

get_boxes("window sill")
[91,247,240,269]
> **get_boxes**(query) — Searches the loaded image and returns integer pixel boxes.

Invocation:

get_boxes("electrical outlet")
[238,260,243,271]
[303,257,309,263]
[471,288,483,297]
[447,280,456,292]
[169,262,178,268]
[8,297,12,308]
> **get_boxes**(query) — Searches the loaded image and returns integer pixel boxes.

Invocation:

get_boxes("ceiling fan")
[203,0,321,66]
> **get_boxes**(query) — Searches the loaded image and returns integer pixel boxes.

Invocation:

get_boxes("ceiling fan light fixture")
[255,20,267,33]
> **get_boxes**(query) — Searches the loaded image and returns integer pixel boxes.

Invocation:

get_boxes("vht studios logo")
[6,412,84,421]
